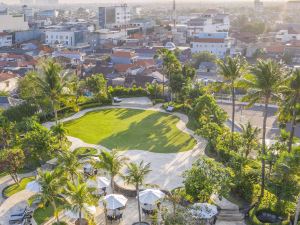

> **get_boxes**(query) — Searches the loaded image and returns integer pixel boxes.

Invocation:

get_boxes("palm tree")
[240,122,261,158]
[95,149,128,193]
[64,182,96,225]
[57,151,82,184]
[281,69,300,152]
[123,161,151,224]
[155,49,181,99]
[217,56,248,146]
[33,59,68,123]
[165,189,182,216]
[51,122,68,149]
[37,169,65,224]
[241,59,287,199]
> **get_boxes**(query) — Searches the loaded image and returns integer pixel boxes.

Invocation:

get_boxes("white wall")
[0,15,29,32]
[191,41,228,58]
[45,31,75,47]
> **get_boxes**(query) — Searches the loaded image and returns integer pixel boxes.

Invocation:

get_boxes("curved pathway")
[43,104,207,190]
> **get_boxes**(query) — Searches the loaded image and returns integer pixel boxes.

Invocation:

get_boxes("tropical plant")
[0,115,13,148]
[37,169,65,224]
[86,74,107,102]
[29,59,69,123]
[183,158,232,202]
[155,49,182,98]
[165,189,182,216]
[64,182,97,225]
[279,69,300,152]
[57,151,83,184]
[95,149,128,193]
[240,122,260,158]
[241,59,287,199]
[51,122,68,150]
[192,51,216,68]
[217,56,248,146]
[0,148,25,184]
[123,161,152,223]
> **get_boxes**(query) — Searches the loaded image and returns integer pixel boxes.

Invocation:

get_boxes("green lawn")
[64,108,197,153]
[4,176,35,197]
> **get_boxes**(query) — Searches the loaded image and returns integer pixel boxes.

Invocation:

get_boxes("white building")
[88,29,126,47]
[187,13,230,36]
[22,5,34,22]
[191,32,231,58]
[0,32,12,47]
[52,50,85,63]
[254,0,264,13]
[98,5,131,29]
[275,29,300,43]
[45,30,84,47]
[0,14,29,32]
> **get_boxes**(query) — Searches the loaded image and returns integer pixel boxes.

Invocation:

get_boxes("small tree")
[37,169,65,224]
[86,74,107,102]
[95,149,128,193]
[183,158,232,202]
[240,122,260,158]
[123,161,152,223]
[0,148,25,184]
[51,122,68,150]
[65,182,97,225]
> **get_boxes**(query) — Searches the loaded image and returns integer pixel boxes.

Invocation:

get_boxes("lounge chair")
[166,106,174,112]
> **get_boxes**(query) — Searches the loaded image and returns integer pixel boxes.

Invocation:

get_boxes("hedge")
[108,86,148,97]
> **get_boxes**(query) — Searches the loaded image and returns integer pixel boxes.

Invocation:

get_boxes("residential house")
[275,29,300,43]
[0,72,19,93]
[191,32,231,58]
[0,32,12,47]
[111,50,137,64]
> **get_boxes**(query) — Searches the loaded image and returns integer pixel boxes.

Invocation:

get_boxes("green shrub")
[152,98,165,105]
[108,85,148,97]
[3,103,38,122]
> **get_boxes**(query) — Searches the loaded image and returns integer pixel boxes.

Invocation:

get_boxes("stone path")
[0,172,36,225]
[45,104,207,191]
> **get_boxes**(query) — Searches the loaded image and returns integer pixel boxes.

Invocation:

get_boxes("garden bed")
[2,176,35,198]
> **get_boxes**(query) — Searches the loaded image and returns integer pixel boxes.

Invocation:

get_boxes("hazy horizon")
[0,0,288,4]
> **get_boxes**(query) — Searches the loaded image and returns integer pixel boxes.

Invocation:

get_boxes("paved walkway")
[0,172,36,225]
[44,103,207,191]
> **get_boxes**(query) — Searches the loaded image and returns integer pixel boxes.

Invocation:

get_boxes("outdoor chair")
[166,106,174,112]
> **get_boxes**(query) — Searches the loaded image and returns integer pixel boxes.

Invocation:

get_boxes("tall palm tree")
[51,122,68,149]
[281,69,300,152]
[123,161,151,223]
[64,182,96,225]
[95,149,128,193]
[37,169,65,224]
[217,56,248,146]
[240,122,261,158]
[57,151,82,184]
[33,59,68,123]
[155,49,181,99]
[241,59,287,199]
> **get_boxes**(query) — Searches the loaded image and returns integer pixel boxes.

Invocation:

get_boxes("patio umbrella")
[190,203,218,219]
[26,181,41,193]
[87,177,110,189]
[138,189,165,205]
[102,194,128,210]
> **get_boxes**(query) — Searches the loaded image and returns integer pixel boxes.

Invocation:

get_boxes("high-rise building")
[98,5,131,29]
[35,0,59,5]
[254,0,264,13]
[22,5,34,22]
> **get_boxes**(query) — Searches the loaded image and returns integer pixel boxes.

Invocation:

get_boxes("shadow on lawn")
[99,113,196,153]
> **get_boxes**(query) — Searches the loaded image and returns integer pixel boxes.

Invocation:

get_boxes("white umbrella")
[138,189,165,205]
[102,194,128,210]
[26,181,41,193]
[87,177,110,189]
[190,203,218,219]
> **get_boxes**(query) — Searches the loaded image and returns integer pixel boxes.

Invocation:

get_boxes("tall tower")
[173,0,176,28]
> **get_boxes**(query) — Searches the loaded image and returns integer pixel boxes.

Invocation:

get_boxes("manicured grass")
[3,176,35,197]
[73,147,98,156]
[33,204,55,225]
[64,108,197,153]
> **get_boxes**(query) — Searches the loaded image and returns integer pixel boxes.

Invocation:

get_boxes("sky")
[1,0,287,4]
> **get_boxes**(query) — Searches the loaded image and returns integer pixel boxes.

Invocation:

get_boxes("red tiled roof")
[0,72,18,82]
[135,59,155,68]
[266,45,285,53]
[114,64,135,73]
[112,51,136,58]
[0,32,10,36]
[192,38,225,43]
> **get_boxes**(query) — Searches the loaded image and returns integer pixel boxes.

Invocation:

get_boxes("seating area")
[8,207,33,225]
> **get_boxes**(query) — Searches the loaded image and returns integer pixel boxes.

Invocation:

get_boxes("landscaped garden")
[3,176,35,197]
[64,108,197,153]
